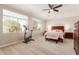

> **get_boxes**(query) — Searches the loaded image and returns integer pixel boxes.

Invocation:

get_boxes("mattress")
[45,30,64,40]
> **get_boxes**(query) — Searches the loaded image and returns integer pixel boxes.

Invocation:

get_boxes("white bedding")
[45,30,64,40]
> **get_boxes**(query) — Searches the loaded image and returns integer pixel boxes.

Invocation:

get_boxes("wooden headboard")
[51,26,64,32]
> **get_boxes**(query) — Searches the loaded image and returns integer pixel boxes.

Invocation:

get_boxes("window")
[37,23,42,30]
[32,18,42,30]
[3,9,28,33]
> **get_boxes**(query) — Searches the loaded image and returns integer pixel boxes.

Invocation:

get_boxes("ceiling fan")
[43,4,63,13]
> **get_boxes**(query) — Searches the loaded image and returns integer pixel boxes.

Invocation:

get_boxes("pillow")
[53,29,62,32]
[56,29,60,32]
[52,30,57,32]
[56,29,63,32]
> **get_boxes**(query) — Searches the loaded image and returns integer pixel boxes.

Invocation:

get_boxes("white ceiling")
[3,4,79,20]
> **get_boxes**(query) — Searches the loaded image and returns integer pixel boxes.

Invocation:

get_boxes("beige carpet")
[0,36,76,55]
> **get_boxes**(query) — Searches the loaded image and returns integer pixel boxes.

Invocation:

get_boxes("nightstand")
[64,32,73,39]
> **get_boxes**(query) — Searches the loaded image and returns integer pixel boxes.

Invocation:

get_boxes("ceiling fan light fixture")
[50,9,53,12]
[43,4,63,13]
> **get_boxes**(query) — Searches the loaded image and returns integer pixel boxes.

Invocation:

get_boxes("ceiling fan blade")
[42,9,50,11]
[48,10,51,13]
[54,4,63,9]
[54,9,59,12]
[48,4,53,9]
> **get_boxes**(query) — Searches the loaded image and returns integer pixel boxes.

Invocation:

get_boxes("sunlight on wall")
[47,25,52,32]
[64,24,74,32]
[65,24,70,31]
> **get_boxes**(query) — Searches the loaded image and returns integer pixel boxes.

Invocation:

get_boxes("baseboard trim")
[0,40,23,48]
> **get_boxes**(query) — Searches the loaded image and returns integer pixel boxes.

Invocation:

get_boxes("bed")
[44,26,64,43]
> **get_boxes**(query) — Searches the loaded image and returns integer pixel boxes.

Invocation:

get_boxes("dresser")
[74,21,79,55]
[65,32,73,39]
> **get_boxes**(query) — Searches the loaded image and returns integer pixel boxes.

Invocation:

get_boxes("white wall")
[0,6,3,33]
[28,16,46,37]
[46,16,79,32]
[0,5,46,47]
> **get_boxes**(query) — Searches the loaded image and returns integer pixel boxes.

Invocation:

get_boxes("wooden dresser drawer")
[65,32,73,39]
